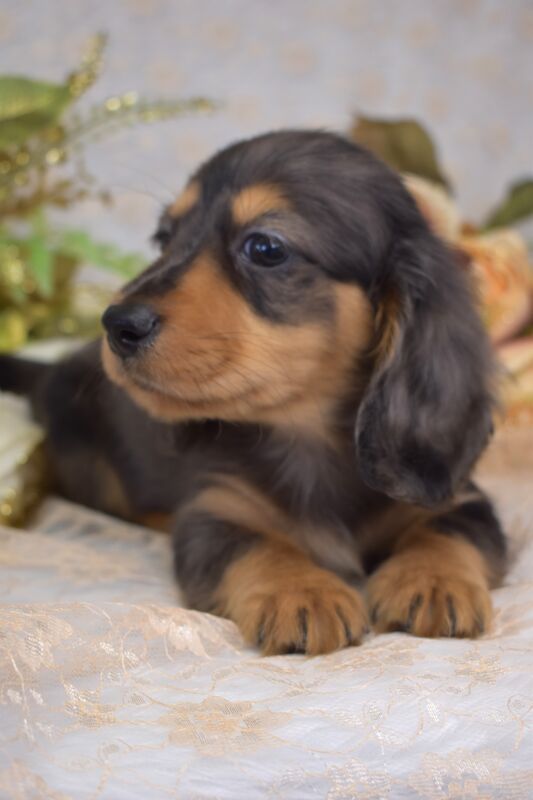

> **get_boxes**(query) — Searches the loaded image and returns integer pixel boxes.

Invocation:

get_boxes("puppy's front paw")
[223,566,368,655]
[367,552,492,638]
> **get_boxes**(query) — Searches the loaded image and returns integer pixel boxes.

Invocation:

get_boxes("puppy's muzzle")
[102,303,159,358]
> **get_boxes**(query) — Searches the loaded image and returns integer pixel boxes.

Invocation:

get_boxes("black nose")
[102,303,159,358]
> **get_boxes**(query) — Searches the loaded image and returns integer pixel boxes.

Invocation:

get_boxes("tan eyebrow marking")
[232,183,289,227]
[168,180,200,218]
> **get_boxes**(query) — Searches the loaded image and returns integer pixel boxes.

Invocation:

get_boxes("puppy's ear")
[355,230,496,506]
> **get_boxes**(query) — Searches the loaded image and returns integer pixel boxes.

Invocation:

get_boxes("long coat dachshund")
[0,130,506,655]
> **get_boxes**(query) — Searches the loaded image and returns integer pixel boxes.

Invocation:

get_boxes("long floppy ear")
[355,229,496,506]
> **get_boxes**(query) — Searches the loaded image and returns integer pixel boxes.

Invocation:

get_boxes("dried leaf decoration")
[0,33,105,150]
[351,115,449,188]
[0,77,72,148]
[483,179,533,230]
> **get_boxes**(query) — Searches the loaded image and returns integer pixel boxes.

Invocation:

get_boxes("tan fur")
[296,523,364,582]
[232,183,289,227]
[373,287,402,366]
[137,512,172,532]
[103,255,373,438]
[98,458,132,518]
[179,475,291,539]
[367,528,493,637]
[168,181,200,218]
[216,540,368,655]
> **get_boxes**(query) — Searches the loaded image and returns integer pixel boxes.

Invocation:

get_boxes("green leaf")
[29,209,49,238]
[0,76,71,147]
[57,230,144,277]
[27,234,54,296]
[351,115,449,188]
[483,179,533,230]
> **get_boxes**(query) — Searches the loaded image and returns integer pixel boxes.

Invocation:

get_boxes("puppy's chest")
[121,421,385,579]
[252,430,372,518]
[226,429,382,577]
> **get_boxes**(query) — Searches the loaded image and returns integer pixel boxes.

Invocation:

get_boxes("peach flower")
[460,229,532,345]
[403,173,461,243]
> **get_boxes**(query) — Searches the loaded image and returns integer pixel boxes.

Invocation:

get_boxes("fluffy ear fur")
[355,230,496,506]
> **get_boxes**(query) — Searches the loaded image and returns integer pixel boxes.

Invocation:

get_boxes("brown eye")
[243,233,288,267]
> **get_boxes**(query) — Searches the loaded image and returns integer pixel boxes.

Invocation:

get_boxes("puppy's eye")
[242,233,288,267]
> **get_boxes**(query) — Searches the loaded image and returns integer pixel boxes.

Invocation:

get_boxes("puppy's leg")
[173,477,368,655]
[367,486,506,638]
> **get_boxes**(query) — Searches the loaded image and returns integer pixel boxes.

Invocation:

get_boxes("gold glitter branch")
[67,32,107,99]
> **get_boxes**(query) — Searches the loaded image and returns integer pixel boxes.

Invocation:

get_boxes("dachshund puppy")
[0,130,506,655]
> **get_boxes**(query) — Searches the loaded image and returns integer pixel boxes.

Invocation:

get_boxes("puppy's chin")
[101,338,328,431]
[101,337,270,424]
[101,338,200,422]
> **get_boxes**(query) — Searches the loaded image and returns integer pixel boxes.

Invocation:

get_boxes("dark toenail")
[446,594,457,637]
[335,604,353,644]
[297,607,308,651]
[406,594,423,630]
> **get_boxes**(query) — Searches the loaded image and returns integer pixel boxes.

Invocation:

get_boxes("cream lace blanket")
[1,431,532,799]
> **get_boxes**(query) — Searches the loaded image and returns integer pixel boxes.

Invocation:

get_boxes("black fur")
[435,486,507,578]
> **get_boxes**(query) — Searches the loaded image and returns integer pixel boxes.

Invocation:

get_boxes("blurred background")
[1,0,532,253]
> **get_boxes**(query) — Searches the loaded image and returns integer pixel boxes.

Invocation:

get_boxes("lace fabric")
[1,429,533,799]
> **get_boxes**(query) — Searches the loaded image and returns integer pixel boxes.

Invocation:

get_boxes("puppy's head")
[102,130,495,505]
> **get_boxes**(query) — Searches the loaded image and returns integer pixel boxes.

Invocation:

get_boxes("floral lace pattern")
[1,440,533,799]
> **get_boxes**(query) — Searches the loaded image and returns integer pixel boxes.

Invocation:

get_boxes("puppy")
[0,130,506,655]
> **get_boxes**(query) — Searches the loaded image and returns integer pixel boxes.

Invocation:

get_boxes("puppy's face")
[102,130,494,505]
[102,131,386,426]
